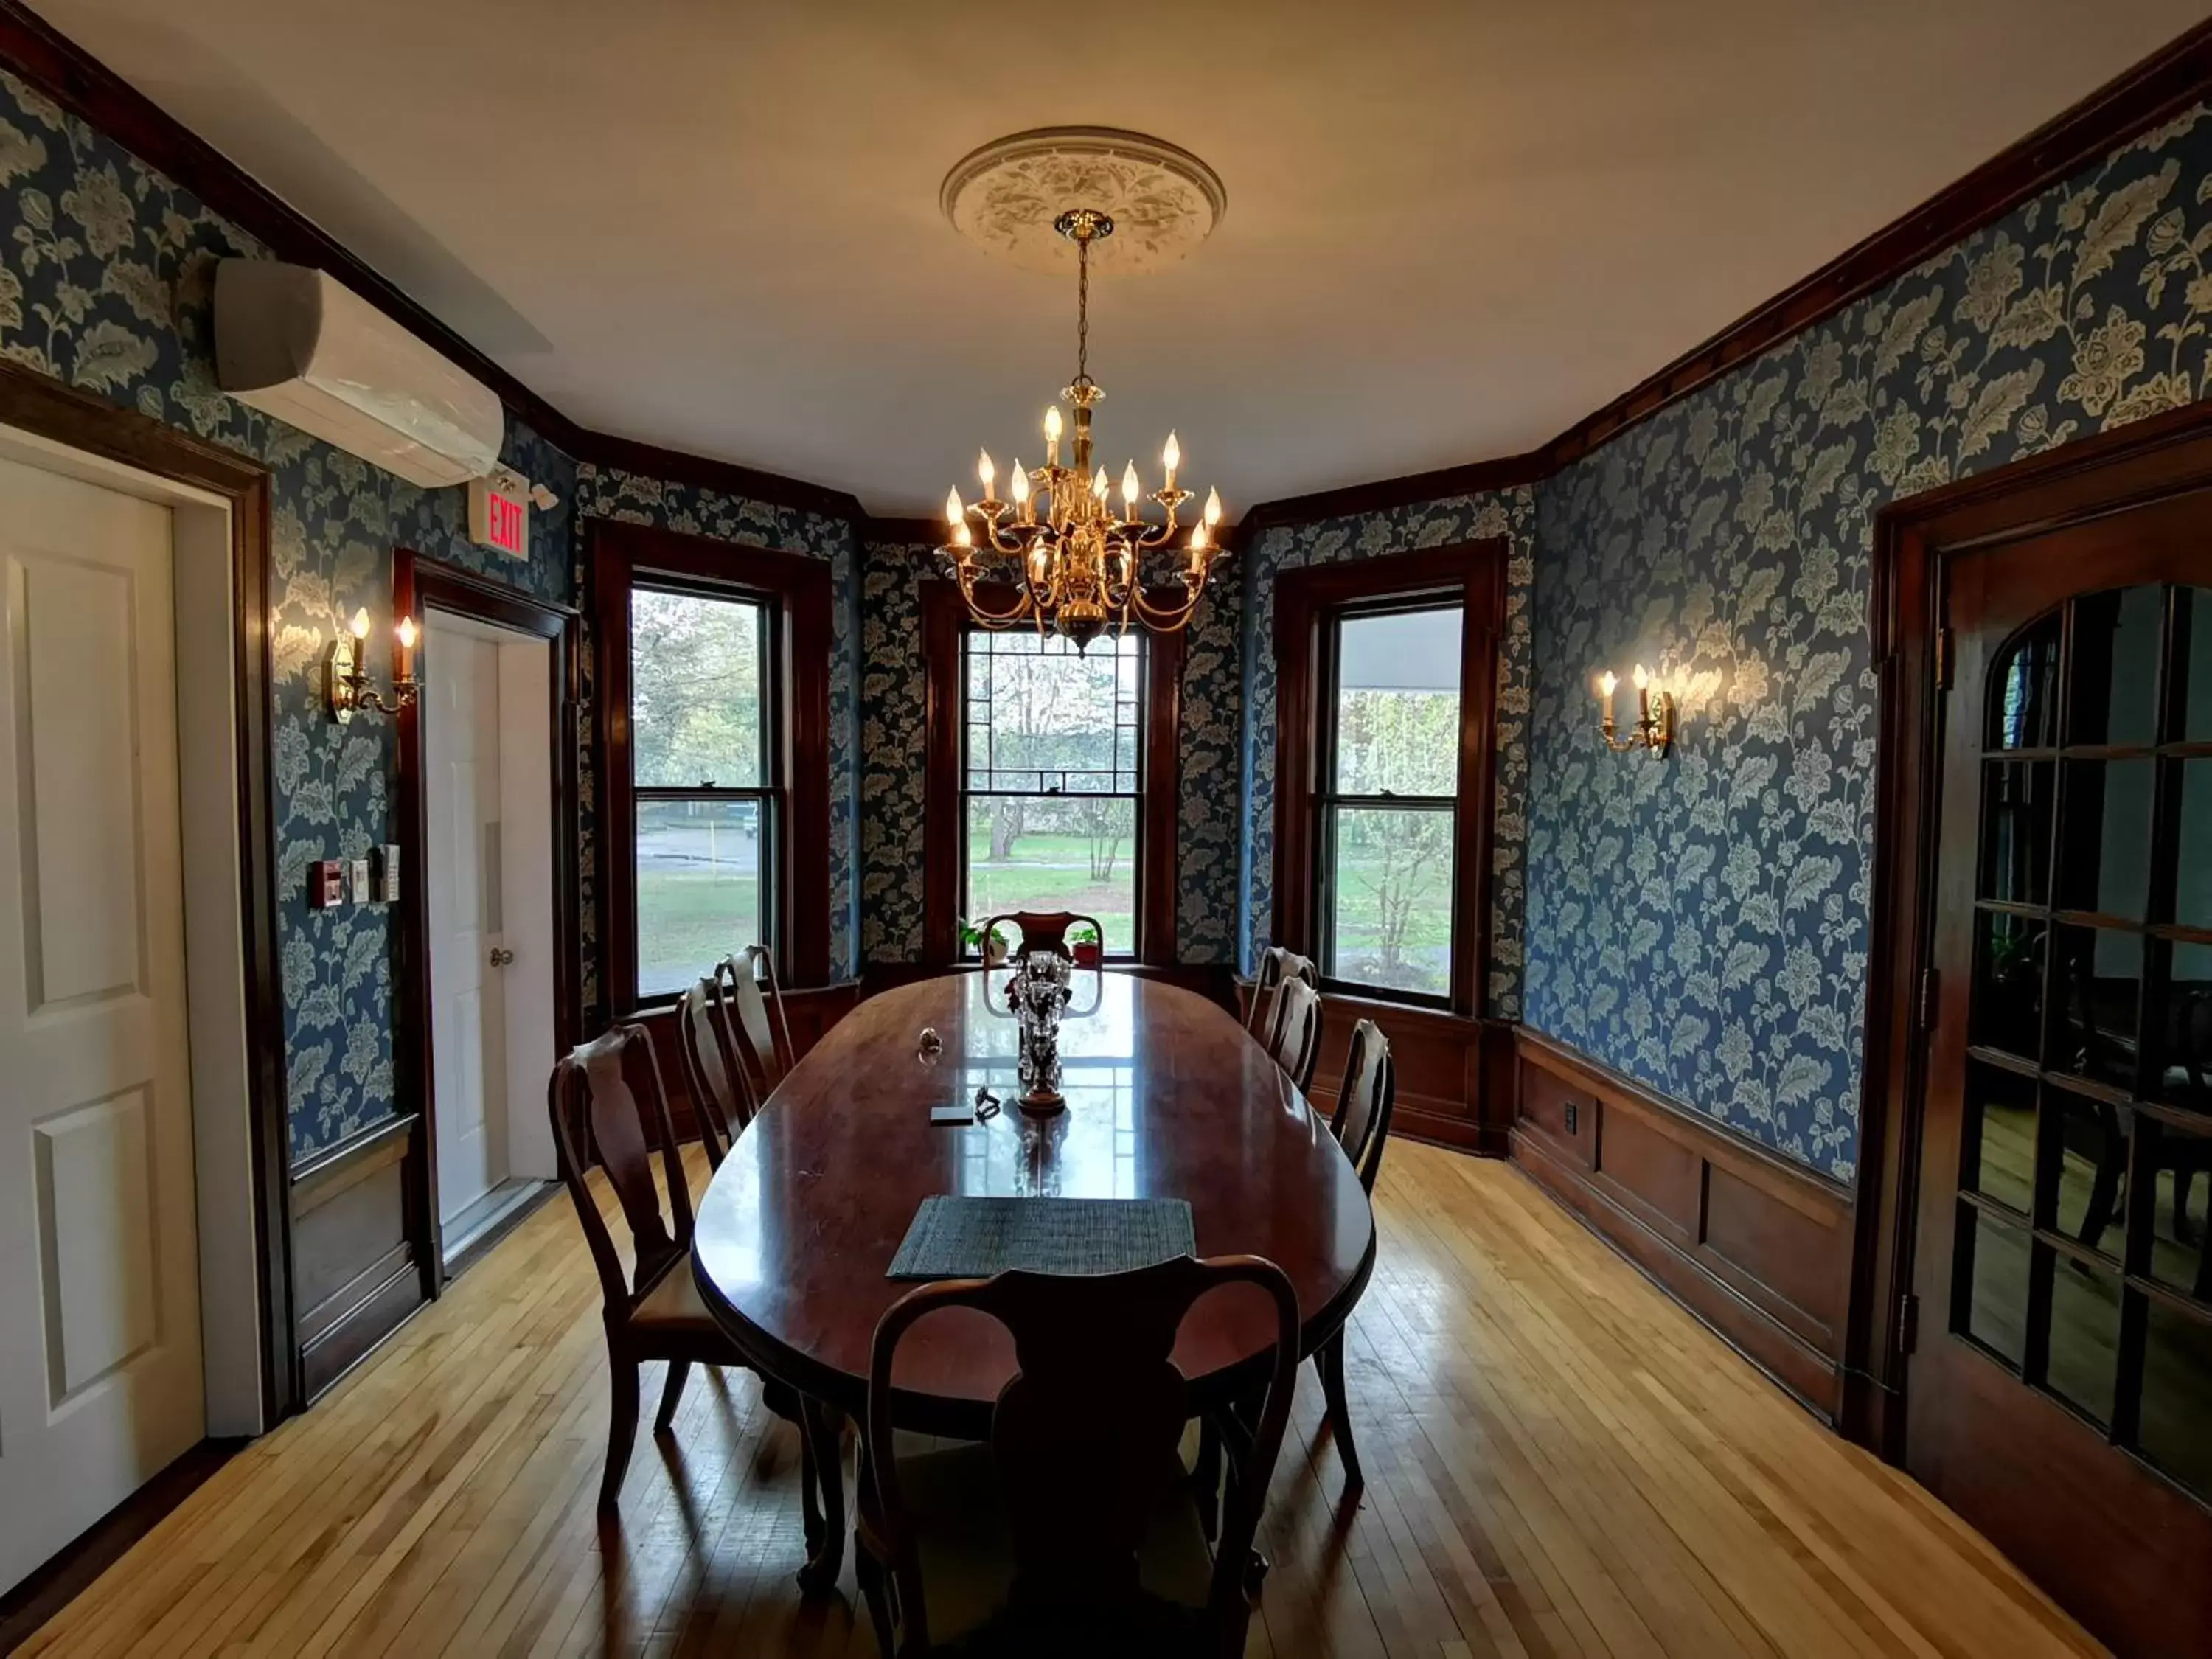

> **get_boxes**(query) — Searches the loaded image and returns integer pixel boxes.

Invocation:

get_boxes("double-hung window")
[627,584,776,1001]
[961,628,1144,958]
[1272,541,1499,1016]
[593,522,834,1011]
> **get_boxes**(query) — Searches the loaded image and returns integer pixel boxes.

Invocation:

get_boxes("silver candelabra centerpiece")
[1007,952,1073,1114]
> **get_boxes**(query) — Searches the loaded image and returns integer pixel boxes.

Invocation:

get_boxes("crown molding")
[0,0,863,525]
[1235,14,2212,534]
[13,3,2212,542]
[857,515,950,547]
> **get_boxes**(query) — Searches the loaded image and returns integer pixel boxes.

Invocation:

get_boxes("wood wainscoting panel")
[288,1114,429,1402]
[1284,992,1513,1154]
[1511,1029,1854,1419]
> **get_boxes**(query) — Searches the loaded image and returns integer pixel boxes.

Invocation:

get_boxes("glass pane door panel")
[2048,1091,2130,1256]
[2045,1252,2124,1429]
[634,798,762,998]
[1978,761,2053,906]
[1971,911,2047,1062]
[2055,759,2154,918]
[1961,1060,2036,1216]
[1989,613,2062,750]
[2067,585,2163,748]
[2139,1301,2212,1501]
[1964,1206,2032,1370]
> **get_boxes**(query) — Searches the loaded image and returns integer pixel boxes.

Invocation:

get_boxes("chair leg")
[653,1360,692,1436]
[1317,1332,1363,1493]
[1194,1415,1222,1542]
[855,1533,896,1655]
[600,1358,641,1513]
[795,1395,846,1594]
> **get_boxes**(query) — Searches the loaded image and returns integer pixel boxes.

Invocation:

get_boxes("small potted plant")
[1070,922,1102,970]
[959,918,1009,966]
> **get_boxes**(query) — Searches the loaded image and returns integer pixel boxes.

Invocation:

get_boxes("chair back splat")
[978,910,1105,963]
[862,1256,1299,1656]
[675,975,752,1165]
[1266,975,1324,1094]
[1332,1018,1397,1193]
[547,1026,692,1309]
[717,944,795,1102]
[1246,946,1317,1046]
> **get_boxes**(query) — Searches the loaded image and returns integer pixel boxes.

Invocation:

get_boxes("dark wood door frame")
[1855,395,2212,1453]
[0,361,294,1421]
[1270,540,1506,1020]
[392,549,582,1287]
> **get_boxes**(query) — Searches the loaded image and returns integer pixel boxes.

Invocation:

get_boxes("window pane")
[964,630,1142,794]
[1332,608,1461,797]
[2139,1299,2212,1503]
[1988,612,2062,751]
[1961,1060,2035,1216]
[2055,759,2153,919]
[964,796,1134,956]
[2043,1251,2121,1429]
[2067,586,2163,748]
[630,589,765,788]
[1326,805,1454,997]
[635,798,761,998]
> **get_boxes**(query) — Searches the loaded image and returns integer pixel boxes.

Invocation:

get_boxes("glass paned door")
[1910,532,2212,1655]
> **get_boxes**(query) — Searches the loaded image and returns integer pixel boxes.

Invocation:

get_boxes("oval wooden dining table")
[690,970,1376,1582]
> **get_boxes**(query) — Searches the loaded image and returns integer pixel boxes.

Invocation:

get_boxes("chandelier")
[940,206,1224,650]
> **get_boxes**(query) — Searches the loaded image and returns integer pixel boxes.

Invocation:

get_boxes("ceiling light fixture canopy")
[938,130,1228,651]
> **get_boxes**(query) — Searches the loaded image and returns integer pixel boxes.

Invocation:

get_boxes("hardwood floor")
[20,1141,2101,1658]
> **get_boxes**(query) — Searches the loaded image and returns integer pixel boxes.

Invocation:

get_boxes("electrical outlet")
[1565,1100,1579,1135]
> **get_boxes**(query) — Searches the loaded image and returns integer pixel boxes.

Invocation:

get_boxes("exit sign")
[468,470,530,559]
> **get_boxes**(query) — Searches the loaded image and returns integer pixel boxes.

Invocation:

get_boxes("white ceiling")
[32,0,2212,514]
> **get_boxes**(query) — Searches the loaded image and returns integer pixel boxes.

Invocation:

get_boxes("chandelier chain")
[1075,226,1091,388]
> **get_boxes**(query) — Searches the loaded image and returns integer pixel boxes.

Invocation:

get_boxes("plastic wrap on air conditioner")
[213,260,504,488]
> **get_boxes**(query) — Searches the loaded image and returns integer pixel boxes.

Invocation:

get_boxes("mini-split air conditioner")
[213,260,504,488]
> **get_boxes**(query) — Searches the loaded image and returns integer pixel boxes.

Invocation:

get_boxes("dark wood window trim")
[591,520,833,1005]
[1271,540,1505,1019]
[920,580,1185,967]
[392,549,581,1279]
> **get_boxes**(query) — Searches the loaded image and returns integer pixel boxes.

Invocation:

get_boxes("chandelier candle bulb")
[1203,487,1222,526]
[978,451,995,496]
[945,487,964,526]
[1121,462,1141,508]
[1162,430,1180,485]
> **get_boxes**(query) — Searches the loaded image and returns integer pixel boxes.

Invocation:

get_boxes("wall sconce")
[328,607,420,722]
[1595,664,1673,756]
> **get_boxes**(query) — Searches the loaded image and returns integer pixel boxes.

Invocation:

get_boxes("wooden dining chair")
[547,1026,840,1582]
[855,1255,1301,1658]
[1316,1018,1395,1486]
[1265,976,1324,1093]
[978,909,1105,963]
[716,944,795,1103]
[673,974,753,1166]
[1245,946,1317,1048]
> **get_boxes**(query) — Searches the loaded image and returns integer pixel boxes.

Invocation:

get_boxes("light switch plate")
[348,858,372,905]
[375,844,401,903]
[308,859,344,909]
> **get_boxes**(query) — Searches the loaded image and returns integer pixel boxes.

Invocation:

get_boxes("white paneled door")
[0,454,204,1593]
[426,622,509,1226]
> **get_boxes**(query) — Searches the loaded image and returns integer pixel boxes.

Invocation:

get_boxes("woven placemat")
[887,1196,1196,1280]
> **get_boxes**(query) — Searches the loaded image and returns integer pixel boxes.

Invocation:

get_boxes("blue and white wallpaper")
[1241,490,1537,1020]
[0,69,580,1159]
[1523,102,2212,1180]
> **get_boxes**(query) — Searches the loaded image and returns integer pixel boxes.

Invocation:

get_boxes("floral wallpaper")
[856,538,1242,965]
[0,69,580,1159]
[574,465,860,990]
[1241,490,1537,1019]
[1523,102,2212,1181]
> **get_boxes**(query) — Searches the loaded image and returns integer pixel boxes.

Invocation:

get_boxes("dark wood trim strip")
[391,549,582,1283]
[0,356,296,1424]
[582,431,862,522]
[1512,1029,1854,1421]
[589,520,835,1004]
[1270,540,1506,1018]
[858,516,947,548]
[1140,622,1186,966]
[0,1436,245,1649]
[1235,451,1551,542]
[288,1108,415,1189]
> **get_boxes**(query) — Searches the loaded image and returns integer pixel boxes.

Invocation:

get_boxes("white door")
[0,454,204,1593]
[426,622,509,1225]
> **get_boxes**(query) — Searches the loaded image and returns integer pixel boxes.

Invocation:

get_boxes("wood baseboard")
[290,1114,429,1403]
[1509,1030,1854,1419]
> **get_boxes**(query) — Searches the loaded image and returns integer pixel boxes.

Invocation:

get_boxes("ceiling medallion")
[939,131,1228,650]
[940,125,1226,276]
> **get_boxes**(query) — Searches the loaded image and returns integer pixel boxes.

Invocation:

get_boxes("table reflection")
[954,966,1139,1198]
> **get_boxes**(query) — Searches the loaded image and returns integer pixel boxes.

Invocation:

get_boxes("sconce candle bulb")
[1594,663,1673,757]
[328,605,422,724]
